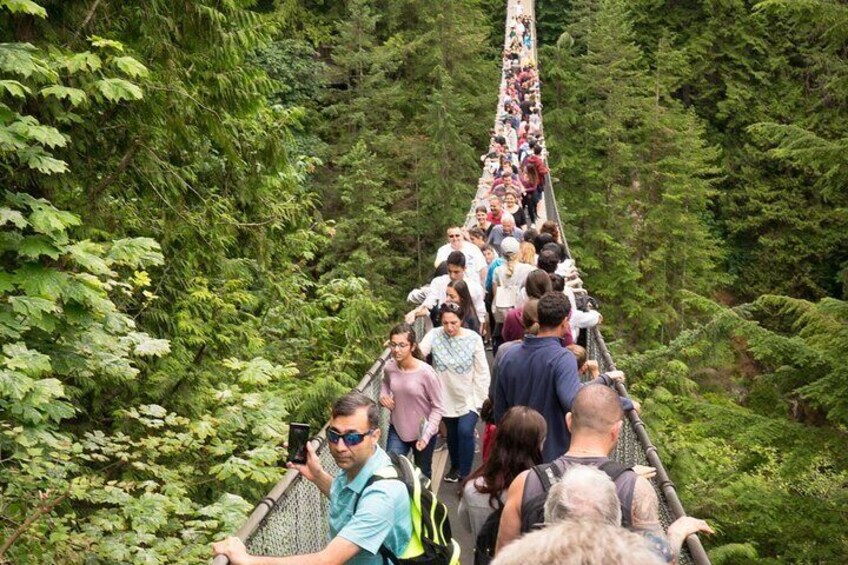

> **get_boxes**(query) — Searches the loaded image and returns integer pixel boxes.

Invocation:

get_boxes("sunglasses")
[440,302,463,314]
[326,428,376,446]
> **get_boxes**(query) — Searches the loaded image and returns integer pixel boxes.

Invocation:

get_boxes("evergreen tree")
[541,0,723,347]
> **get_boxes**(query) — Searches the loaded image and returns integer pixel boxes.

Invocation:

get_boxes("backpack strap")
[352,455,411,565]
[353,463,402,512]
[531,461,564,493]
[598,460,635,528]
[598,460,631,481]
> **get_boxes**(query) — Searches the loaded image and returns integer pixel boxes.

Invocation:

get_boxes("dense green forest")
[536,0,848,561]
[0,0,846,563]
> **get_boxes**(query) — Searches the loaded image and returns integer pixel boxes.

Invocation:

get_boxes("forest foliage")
[0,0,497,561]
[536,0,848,561]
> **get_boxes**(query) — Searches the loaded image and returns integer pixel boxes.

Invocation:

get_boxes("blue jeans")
[385,424,438,478]
[443,411,478,478]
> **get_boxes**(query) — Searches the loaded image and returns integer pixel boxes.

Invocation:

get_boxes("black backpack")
[472,460,632,564]
[473,503,503,565]
[519,459,632,533]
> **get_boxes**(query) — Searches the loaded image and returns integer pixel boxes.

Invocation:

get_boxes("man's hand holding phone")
[287,439,323,482]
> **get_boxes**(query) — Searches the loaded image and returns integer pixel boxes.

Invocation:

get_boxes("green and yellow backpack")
[357,453,461,565]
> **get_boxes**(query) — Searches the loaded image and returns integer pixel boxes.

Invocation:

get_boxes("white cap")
[501,237,520,255]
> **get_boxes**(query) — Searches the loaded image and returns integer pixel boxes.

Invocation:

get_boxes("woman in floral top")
[419,302,490,483]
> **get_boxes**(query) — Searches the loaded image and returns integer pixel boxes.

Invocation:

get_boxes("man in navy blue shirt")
[493,291,632,462]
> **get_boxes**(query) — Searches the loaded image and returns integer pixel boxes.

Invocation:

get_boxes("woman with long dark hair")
[447,279,481,334]
[458,406,547,540]
[380,323,445,478]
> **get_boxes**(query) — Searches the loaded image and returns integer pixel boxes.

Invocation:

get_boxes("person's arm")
[419,366,445,446]
[212,536,361,565]
[587,370,635,411]
[380,370,391,400]
[418,328,434,358]
[570,308,601,329]
[471,281,487,324]
[583,359,601,379]
[287,441,333,497]
[666,516,714,559]
[407,277,442,323]
[553,352,582,413]
[379,367,395,410]
[629,476,663,534]
[495,470,528,553]
[471,334,490,411]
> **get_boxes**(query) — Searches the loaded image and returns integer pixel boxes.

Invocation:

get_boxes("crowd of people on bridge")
[212,3,711,565]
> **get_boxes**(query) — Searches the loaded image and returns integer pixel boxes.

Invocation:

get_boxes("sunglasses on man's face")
[326,428,376,446]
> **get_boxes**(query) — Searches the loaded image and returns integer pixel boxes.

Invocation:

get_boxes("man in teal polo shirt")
[213,392,412,565]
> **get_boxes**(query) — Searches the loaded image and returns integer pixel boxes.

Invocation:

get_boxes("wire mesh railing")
[214,1,710,563]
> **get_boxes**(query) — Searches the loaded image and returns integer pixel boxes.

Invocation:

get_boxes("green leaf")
[15,265,69,300]
[7,115,66,148]
[0,43,55,79]
[94,78,143,102]
[225,357,288,386]
[3,342,51,376]
[0,79,31,98]
[107,238,164,268]
[30,203,81,235]
[0,271,14,293]
[18,234,63,259]
[0,369,33,400]
[64,51,101,74]
[0,42,35,76]
[9,295,59,319]
[67,240,111,275]
[63,273,110,312]
[20,147,68,174]
[126,332,171,357]
[0,0,48,18]
[40,85,87,107]
[112,56,149,79]
[89,35,124,52]
[0,207,28,228]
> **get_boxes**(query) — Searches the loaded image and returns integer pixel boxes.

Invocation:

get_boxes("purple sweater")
[381,359,445,443]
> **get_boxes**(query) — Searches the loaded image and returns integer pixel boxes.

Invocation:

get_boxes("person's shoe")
[444,468,460,483]
[434,436,447,452]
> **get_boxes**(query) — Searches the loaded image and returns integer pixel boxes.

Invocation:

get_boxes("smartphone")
[287,423,310,465]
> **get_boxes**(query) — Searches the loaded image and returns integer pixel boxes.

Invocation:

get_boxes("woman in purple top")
[380,323,445,478]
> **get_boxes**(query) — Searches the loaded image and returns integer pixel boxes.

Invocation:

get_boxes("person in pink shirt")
[380,323,445,478]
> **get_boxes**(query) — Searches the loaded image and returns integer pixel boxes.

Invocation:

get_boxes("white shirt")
[562,286,601,336]
[422,274,487,323]
[419,328,490,418]
[434,241,486,278]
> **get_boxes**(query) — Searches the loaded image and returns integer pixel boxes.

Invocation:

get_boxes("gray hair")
[543,465,622,526]
[491,520,662,565]
[501,212,515,224]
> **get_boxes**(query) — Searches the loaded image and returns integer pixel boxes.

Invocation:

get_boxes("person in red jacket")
[522,145,549,225]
